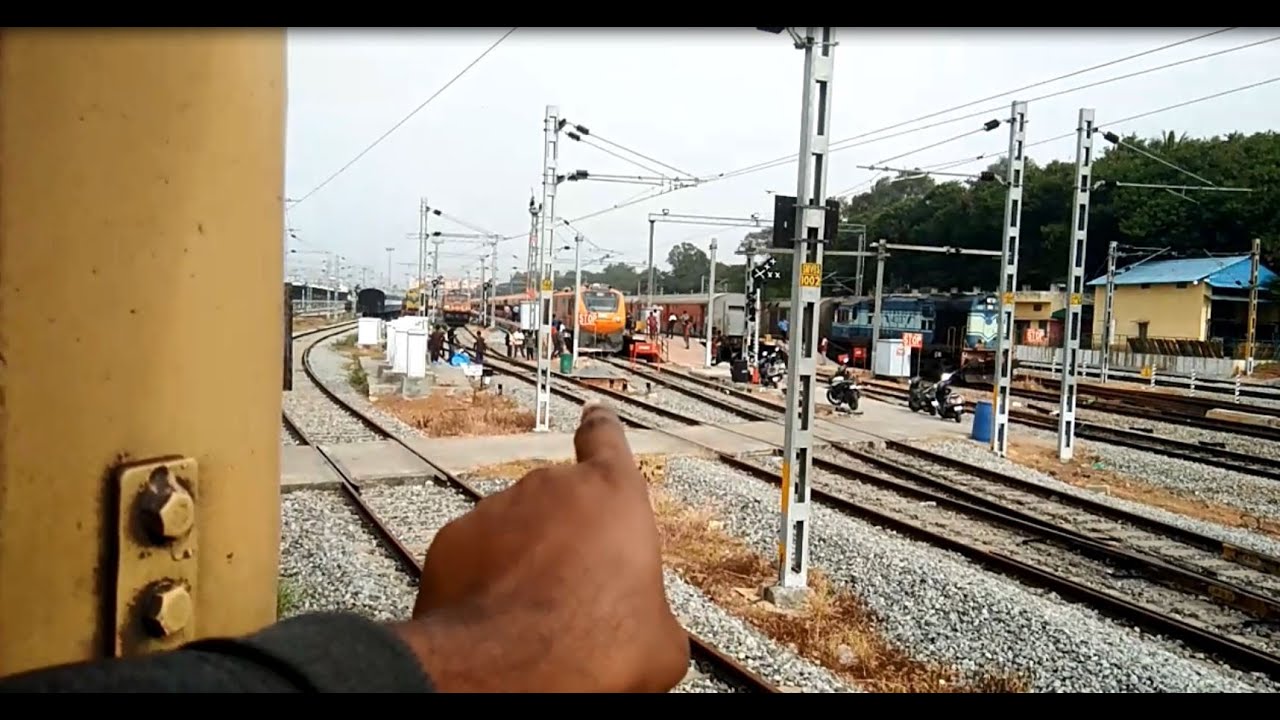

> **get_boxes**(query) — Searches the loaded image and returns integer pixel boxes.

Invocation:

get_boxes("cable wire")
[877,75,1280,181]
[553,33,1274,231]
[710,33,1280,185]
[287,28,517,209]
[704,28,1242,182]
[586,132,697,178]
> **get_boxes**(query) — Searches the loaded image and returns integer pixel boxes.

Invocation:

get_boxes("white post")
[534,105,560,432]
[772,26,836,604]
[405,326,428,379]
[1056,108,1095,462]
[990,100,1028,457]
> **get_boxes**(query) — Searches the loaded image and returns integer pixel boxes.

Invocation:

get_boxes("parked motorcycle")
[907,376,934,413]
[908,372,964,422]
[826,361,861,412]
[759,353,786,388]
[757,343,787,389]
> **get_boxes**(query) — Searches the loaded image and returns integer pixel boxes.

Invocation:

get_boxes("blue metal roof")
[1085,255,1277,289]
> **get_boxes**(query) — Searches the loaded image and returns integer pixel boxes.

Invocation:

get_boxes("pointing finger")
[573,402,633,470]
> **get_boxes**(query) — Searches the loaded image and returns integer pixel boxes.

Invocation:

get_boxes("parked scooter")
[908,372,964,422]
[934,372,965,422]
[826,356,861,412]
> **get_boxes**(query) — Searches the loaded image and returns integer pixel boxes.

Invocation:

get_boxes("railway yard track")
[456,325,1280,689]
[1015,360,1280,406]
[281,322,791,694]
[276,322,1280,691]
[856,381,1280,479]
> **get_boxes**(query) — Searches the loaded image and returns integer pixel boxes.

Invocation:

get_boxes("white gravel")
[1000,424,1280,521]
[659,454,1279,692]
[455,474,858,692]
[278,395,858,697]
[283,331,384,444]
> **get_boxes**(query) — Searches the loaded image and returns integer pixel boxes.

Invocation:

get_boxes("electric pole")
[489,235,500,328]
[571,232,583,368]
[1247,237,1261,375]
[534,105,561,432]
[705,237,717,368]
[1057,108,1096,462]
[990,100,1028,457]
[385,247,394,290]
[771,26,836,607]
[429,235,442,327]
[1100,240,1117,383]
[853,232,867,297]
[870,239,887,363]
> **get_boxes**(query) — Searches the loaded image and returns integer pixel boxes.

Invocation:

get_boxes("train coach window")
[584,293,619,312]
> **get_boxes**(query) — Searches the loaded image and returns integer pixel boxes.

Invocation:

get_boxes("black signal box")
[771,195,841,248]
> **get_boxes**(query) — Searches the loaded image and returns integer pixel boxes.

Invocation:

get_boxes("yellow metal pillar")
[0,29,285,675]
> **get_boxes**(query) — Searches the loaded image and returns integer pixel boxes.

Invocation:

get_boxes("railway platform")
[283,398,969,489]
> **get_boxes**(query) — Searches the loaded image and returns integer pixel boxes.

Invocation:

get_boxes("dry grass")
[293,315,347,333]
[1252,362,1280,380]
[1008,438,1280,538]
[379,389,535,437]
[469,456,1027,693]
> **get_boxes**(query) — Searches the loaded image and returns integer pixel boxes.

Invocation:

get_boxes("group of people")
[497,316,572,361]
[644,309,696,350]
[426,325,487,365]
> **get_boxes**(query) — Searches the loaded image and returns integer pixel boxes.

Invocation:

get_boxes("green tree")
[833,129,1279,293]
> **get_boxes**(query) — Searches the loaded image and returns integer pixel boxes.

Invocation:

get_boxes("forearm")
[0,612,435,693]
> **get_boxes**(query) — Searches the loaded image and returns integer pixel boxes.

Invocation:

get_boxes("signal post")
[767,27,837,607]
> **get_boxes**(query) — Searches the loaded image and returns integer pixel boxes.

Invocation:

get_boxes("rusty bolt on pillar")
[142,581,193,638]
[138,466,195,542]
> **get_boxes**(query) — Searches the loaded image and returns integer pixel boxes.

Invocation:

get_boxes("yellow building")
[1013,288,1067,345]
[1086,255,1278,349]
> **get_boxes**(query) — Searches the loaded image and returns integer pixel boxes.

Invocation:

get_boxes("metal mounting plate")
[113,456,199,656]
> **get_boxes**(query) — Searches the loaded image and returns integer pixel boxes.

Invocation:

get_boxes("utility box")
[357,317,381,346]
[519,300,537,331]
[873,338,911,378]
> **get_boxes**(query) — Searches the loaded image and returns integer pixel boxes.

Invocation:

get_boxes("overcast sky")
[282,27,1280,290]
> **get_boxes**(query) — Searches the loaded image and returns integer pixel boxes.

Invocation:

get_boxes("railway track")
[992,382,1280,444]
[1016,360,1280,404]
[283,323,783,694]
[462,329,1280,680]
[859,382,1280,483]
[1006,372,1280,419]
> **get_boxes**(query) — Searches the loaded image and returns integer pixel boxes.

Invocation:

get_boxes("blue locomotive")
[830,293,999,381]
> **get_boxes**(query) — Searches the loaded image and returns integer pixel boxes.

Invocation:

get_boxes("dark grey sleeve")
[0,612,436,693]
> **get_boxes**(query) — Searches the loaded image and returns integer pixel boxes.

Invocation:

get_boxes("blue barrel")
[970,400,992,442]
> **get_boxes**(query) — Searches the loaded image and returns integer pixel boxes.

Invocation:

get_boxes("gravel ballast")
[658,454,1278,692]
[995,424,1280,521]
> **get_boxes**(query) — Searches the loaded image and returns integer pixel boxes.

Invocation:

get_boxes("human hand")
[396,402,689,693]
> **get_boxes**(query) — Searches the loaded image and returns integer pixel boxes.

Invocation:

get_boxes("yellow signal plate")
[800,263,822,288]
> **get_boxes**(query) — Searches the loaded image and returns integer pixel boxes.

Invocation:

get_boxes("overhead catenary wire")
[586,131,697,178]
[708,32,1280,185]
[287,27,517,209]
[883,74,1280,179]
[1103,135,1219,186]
[550,32,1274,231]
[575,137,669,177]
